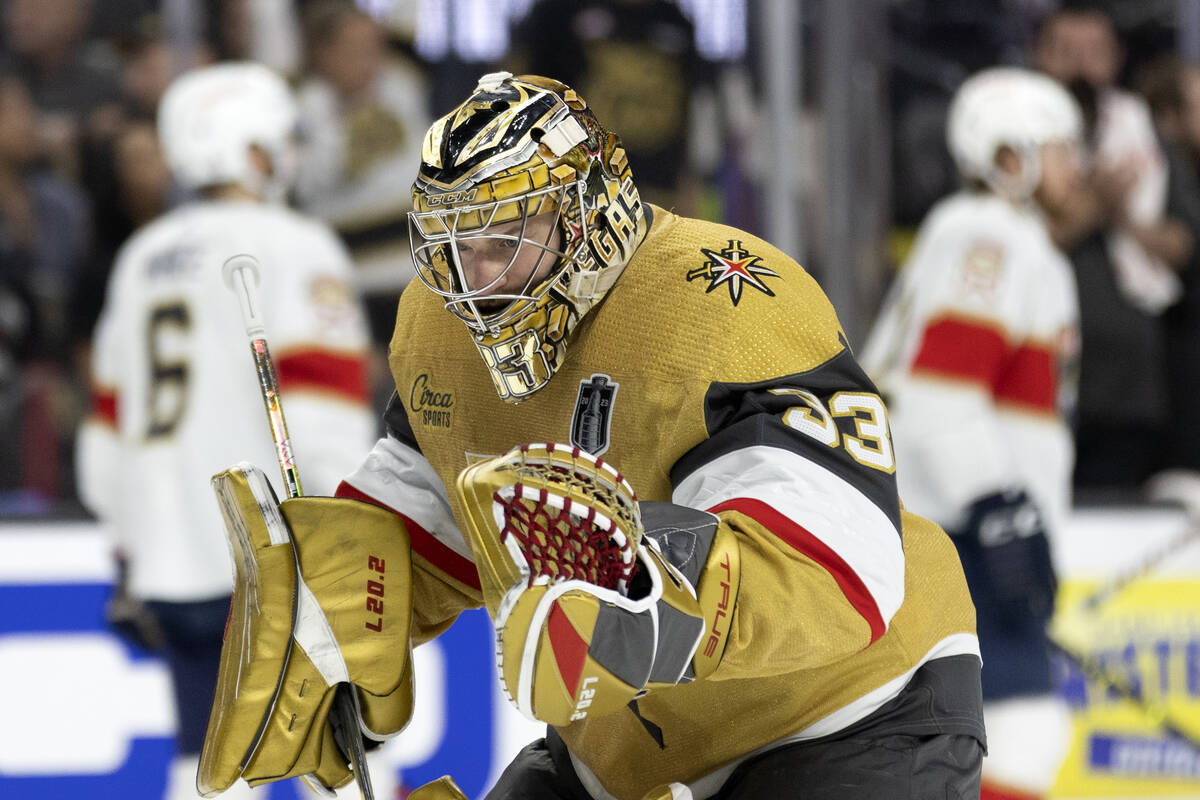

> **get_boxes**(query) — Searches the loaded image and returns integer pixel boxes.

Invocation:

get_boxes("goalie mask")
[409,72,648,402]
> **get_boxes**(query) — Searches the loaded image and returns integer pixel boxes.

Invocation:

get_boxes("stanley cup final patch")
[571,374,619,455]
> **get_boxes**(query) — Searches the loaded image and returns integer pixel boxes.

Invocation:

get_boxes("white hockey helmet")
[947,67,1082,198]
[158,62,298,200]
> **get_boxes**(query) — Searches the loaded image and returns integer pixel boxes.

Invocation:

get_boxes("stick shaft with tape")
[224,254,302,499]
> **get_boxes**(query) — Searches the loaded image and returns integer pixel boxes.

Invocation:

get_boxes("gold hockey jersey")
[339,206,981,799]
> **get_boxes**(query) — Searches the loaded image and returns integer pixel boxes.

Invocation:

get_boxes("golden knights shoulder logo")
[687,239,780,305]
[571,374,618,455]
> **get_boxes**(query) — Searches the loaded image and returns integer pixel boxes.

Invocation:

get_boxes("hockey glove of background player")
[104,552,166,652]
[455,443,741,727]
[197,463,414,797]
[953,488,1058,629]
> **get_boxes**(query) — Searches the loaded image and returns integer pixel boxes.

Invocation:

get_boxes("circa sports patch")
[409,372,455,429]
[687,239,780,305]
[570,374,619,456]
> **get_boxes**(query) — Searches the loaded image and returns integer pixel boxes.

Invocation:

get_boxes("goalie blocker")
[198,463,415,796]
[455,443,741,727]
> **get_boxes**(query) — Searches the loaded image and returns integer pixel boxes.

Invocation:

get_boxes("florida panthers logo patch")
[571,374,618,456]
[687,240,780,305]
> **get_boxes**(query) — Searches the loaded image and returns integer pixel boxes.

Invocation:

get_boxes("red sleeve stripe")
[335,480,481,591]
[707,496,886,644]
[277,350,368,403]
[995,342,1056,412]
[90,389,118,428]
[910,316,1008,389]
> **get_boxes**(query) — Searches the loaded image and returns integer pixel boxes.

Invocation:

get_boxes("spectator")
[0,74,92,508]
[1138,57,1200,511]
[114,20,199,122]
[1035,3,1192,494]
[861,67,1083,800]
[0,75,91,350]
[507,0,716,215]
[2,0,122,180]
[212,0,303,75]
[0,258,37,507]
[294,0,432,410]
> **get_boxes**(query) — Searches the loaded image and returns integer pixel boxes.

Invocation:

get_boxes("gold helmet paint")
[409,72,648,402]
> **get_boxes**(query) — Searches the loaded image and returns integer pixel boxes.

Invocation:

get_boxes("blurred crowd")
[0,0,746,517]
[2,0,1200,521]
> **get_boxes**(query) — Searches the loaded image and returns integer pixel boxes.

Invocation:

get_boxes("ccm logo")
[569,676,599,721]
[365,555,386,631]
[426,190,475,206]
[703,553,733,657]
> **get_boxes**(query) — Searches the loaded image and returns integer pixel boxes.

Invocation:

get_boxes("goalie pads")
[198,463,415,797]
[408,776,470,800]
[455,444,740,727]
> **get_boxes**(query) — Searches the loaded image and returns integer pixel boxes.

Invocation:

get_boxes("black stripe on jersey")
[383,390,422,452]
[670,347,902,534]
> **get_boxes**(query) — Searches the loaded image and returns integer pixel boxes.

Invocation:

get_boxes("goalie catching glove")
[455,443,741,727]
[197,463,415,796]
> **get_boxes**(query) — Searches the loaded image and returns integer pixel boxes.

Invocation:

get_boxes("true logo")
[410,373,454,429]
[571,374,618,456]
[687,239,780,305]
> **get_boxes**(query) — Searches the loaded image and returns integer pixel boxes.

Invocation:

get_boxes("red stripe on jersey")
[910,316,1007,389]
[335,481,481,591]
[707,497,886,644]
[995,342,1056,412]
[91,389,118,428]
[277,350,368,403]
[548,600,589,697]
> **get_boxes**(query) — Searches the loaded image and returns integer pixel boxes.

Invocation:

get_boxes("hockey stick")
[222,254,376,800]
[1077,517,1200,612]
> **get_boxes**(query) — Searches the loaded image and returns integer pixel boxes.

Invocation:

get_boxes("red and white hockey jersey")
[77,200,376,602]
[861,191,1080,534]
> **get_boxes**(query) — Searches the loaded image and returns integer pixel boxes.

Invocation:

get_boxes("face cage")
[409,183,585,334]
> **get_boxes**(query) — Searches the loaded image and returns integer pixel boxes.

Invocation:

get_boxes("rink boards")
[0,508,1197,799]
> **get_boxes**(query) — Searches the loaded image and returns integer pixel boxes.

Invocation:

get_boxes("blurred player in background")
[861,67,1083,800]
[75,62,375,800]
[198,71,985,800]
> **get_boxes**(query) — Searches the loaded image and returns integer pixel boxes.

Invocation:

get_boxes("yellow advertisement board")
[1051,576,1200,798]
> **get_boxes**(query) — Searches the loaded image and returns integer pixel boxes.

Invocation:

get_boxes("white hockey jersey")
[77,200,376,601]
[860,192,1080,535]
